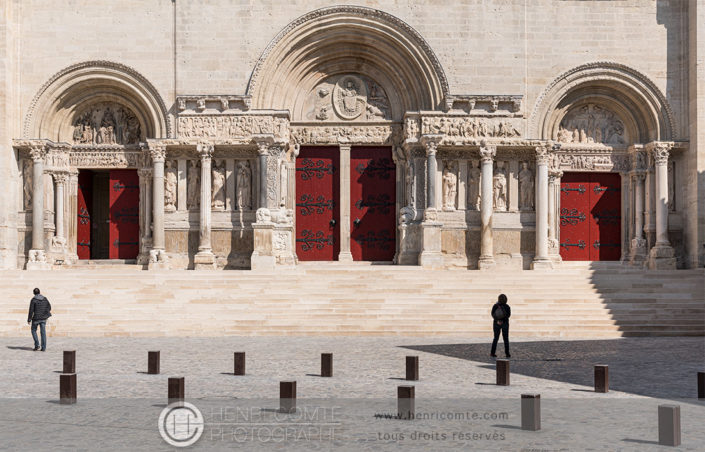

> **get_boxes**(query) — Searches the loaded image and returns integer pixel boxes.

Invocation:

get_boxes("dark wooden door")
[295,147,339,261]
[77,171,93,260]
[560,172,621,261]
[350,147,396,261]
[109,169,140,259]
[92,172,110,259]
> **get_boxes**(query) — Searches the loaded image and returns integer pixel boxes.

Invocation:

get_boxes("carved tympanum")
[557,104,625,145]
[72,102,141,145]
[308,74,391,122]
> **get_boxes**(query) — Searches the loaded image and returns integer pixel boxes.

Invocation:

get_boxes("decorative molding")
[445,94,523,115]
[177,95,252,113]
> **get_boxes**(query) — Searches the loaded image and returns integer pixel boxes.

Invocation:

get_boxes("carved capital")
[647,141,671,165]
[479,142,496,162]
[196,142,214,160]
[535,144,551,165]
[548,169,563,182]
[29,146,46,162]
[420,135,442,157]
[53,172,69,185]
[633,171,646,182]
[148,143,167,163]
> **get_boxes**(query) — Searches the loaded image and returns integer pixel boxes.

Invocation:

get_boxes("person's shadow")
[6,346,35,351]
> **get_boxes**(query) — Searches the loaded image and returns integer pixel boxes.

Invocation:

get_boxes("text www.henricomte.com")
[373,411,509,420]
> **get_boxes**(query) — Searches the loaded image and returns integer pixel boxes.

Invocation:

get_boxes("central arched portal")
[249,6,448,262]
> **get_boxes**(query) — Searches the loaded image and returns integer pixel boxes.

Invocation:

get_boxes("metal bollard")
[234,352,246,376]
[521,394,540,431]
[63,350,76,374]
[658,405,681,446]
[397,385,415,420]
[496,359,510,386]
[280,381,297,414]
[148,351,160,375]
[168,377,185,403]
[594,364,609,393]
[60,373,77,405]
[406,356,419,381]
[321,353,333,377]
[698,372,704,399]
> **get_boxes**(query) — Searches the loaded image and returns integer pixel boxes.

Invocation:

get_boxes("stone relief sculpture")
[164,160,177,212]
[187,160,200,210]
[178,116,288,141]
[72,102,141,145]
[442,161,458,210]
[420,117,520,139]
[557,104,625,145]
[518,162,534,210]
[493,161,507,211]
[279,160,287,207]
[467,159,480,211]
[211,160,226,210]
[22,160,33,210]
[309,74,391,122]
[668,161,675,211]
[236,160,252,210]
[405,159,415,208]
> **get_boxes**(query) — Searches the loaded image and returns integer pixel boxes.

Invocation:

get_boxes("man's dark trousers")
[31,320,46,350]
[491,321,509,356]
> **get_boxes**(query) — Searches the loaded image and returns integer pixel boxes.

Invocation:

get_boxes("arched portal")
[247,6,449,119]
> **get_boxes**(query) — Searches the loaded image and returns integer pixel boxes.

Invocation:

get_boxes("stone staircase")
[1,262,703,337]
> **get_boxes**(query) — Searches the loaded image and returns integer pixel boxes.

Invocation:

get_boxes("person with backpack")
[490,293,511,358]
[27,288,52,351]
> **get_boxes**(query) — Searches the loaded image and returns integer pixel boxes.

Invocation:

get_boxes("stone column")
[338,143,353,262]
[547,169,562,260]
[67,169,79,262]
[532,145,552,269]
[418,137,443,268]
[648,142,676,269]
[53,172,68,249]
[478,144,496,270]
[137,167,153,265]
[630,172,647,265]
[257,143,268,209]
[148,143,169,269]
[195,142,216,269]
[27,146,48,268]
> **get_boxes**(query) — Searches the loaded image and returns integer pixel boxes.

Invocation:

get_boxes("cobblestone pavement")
[1,336,704,451]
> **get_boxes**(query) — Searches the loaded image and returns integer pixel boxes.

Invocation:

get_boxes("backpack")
[493,304,506,320]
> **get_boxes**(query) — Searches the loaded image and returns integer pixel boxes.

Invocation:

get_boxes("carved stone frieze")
[72,102,141,145]
[290,125,400,145]
[70,150,143,168]
[551,152,630,172]
[177,115,289,142]
[556,104,626,145]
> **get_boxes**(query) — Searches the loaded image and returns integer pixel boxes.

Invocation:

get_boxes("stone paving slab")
[1,336,704,450]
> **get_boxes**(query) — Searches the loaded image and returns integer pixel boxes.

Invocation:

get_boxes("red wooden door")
[560,172,621,261]
[350,147,396,261]
[108,169,140,259]
[295,147,339,261]
[77,171,93,260]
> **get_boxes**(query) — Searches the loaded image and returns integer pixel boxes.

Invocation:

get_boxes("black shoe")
[33,347,40,351]
[490,353,497,357]
[41,349,46,352]
[506,353,511,358]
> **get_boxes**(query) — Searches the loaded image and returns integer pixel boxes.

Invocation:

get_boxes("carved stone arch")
[247,6,449,120]
[530,62,675,143]
[24,60,171,140]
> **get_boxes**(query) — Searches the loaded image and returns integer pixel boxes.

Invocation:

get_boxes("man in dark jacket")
[490,293,511,358]
[27,288,51,351]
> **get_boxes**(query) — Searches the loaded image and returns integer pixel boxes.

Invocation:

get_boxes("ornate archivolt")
[24,60,170,141]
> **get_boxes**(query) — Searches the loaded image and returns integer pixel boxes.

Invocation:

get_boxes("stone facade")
[0,1,703,270]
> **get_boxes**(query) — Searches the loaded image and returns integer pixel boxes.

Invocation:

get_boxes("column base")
[147,249,170,270]
[418,221,443,269]
[648,244,676,270]
[629,238,647,266]
[194,250,217,270]
[338,251,353,262]
[478,256,496,270]
[26,250,50,270]
[531,258,554,270]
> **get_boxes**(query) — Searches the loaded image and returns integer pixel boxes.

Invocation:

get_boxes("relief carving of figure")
[668,161,675,211]
[211,160,226,210]
[333,75,367,120]
[236,160,252,210]
[442,161,458,210]
[405,159,415,208]
[493,161,507,211]
[22,160,33,210]
[557,104,625,145]
[467,159,481,211]
[72,103,141,145]
[187,160,200,210]
[164,160,177,212]
[518,162,534,210]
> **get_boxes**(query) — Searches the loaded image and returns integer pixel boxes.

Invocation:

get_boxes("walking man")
[27,288,51,351]
[490,293,511,358]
